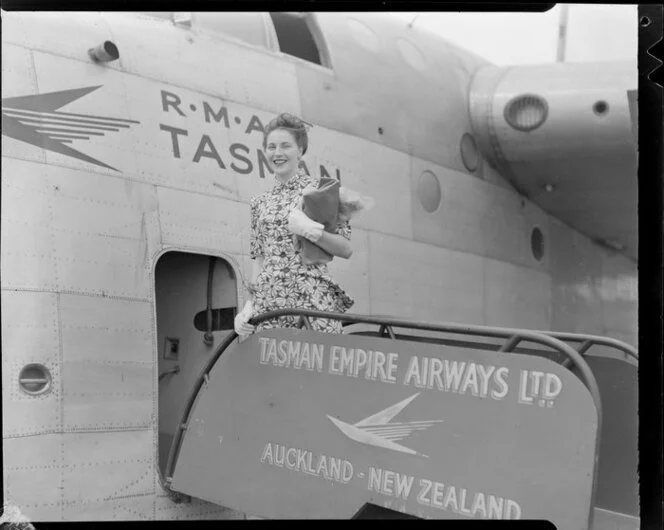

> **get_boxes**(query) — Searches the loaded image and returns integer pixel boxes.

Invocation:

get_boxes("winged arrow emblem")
[327,392,443,458]
[2,86,140,172]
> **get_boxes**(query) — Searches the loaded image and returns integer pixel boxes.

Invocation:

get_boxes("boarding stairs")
[163,309,638,528]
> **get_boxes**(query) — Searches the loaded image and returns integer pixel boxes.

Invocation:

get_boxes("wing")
[361,420,444,441]
[354,393,421,427]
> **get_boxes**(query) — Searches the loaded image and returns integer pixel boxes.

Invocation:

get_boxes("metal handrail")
[344,316,637,359]
[163,330,238,484]
[242,309,601,397]
[531,330,637,366]
[164,308,605,515]
[347,327,638,368]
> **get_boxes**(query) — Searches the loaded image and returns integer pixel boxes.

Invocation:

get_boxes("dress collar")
[272,167,308,192]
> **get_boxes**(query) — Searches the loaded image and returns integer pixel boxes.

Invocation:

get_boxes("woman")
[234,113,354,335]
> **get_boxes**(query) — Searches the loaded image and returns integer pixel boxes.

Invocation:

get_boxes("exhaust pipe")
[88,41,119,63]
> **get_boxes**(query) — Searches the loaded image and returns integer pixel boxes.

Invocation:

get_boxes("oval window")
[531,227,545,262]
[418,171,441,213]
[460,133,480,172]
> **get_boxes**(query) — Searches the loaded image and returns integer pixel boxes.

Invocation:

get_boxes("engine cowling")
[468,61,637,258]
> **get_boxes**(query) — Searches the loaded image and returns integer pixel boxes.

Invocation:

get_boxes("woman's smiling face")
[265,129,303,178]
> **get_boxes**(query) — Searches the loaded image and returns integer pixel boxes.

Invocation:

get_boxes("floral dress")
[249,168,354,333]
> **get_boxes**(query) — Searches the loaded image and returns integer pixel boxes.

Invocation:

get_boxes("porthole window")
[504,94,549,132]
[531,227,545,262]
[460,133,479,172]
[593,100,609,116]
[19,363,52,396]
[418,171,441,213]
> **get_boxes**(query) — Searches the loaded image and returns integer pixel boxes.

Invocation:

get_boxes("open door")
[155,251,237,478]
[166,316,601,525]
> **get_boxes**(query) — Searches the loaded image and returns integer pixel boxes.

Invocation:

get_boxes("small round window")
[19,363,52,396]
[417,171,441,213]
[531,227,545,262]
[593,100,609,116]
[460,133,479,172]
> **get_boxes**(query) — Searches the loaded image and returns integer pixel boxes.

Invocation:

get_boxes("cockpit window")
[192,13,278,51]
[139,12,331,68]
[268,12,331,68]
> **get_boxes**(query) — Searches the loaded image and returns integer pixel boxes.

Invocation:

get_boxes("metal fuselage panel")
[1,11,637,522]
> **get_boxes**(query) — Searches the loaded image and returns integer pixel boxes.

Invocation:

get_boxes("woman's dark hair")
[263,113,309,155]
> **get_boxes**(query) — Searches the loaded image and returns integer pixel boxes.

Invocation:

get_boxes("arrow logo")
[327,392,443,458]
[2,86,140,172]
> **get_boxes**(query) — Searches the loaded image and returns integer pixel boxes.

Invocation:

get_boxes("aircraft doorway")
[155,251,238,479]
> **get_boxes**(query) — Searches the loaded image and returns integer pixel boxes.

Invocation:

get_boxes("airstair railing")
[163,328,239,486]
[349,319,637,367]
[164,308,606,505]
[528,330,637,366]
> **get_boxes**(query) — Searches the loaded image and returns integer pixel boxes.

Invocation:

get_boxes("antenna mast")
[408,14,420,28]
[556,4,570,62]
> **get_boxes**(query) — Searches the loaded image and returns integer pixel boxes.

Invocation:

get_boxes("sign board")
[170,329,598,527]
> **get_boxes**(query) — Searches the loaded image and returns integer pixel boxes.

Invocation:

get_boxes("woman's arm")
[235,256,264,335]
[287,207,353,259]
[250,256,265,289]
[315,231,353,260]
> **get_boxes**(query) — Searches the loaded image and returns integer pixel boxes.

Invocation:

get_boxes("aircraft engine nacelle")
[468,61,637,177]
[468,61,637,257]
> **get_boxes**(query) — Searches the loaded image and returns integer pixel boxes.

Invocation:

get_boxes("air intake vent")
[504,94,548,132]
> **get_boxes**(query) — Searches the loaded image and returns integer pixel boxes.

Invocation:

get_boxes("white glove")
[234,300,255,336]
[288,208,324,242]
